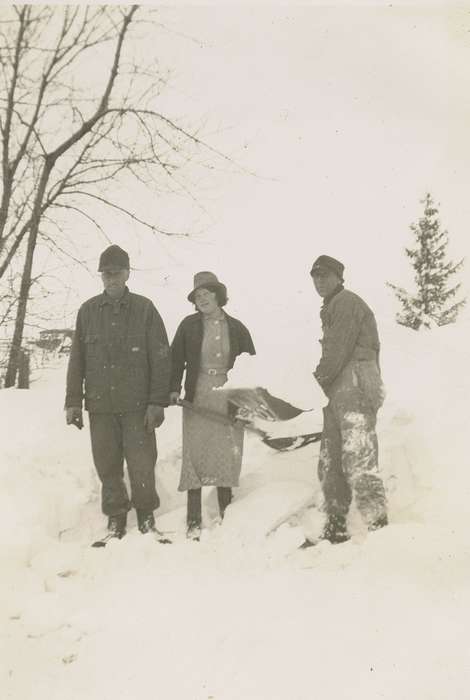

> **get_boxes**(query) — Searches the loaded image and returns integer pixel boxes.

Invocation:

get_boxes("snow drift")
[1,319,470,700]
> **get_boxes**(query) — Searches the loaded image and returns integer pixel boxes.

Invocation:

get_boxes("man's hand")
[169,391,180,406]
[144,405,165,432]
[66,407,83,430]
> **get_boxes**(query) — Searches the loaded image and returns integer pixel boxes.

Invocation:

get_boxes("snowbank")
[2,320,470,700]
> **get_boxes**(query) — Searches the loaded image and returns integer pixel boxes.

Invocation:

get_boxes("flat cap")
[98,245,130,271]
[310,255,344,279]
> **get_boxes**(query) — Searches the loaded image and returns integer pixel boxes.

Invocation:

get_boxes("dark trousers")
[187,487,232,525]
[89,411,159,517]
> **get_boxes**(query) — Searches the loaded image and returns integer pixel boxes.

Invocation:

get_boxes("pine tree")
[388,193,466,330]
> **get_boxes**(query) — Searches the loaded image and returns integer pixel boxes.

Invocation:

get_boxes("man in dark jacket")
[65,245,171,544]
[304,255,388,547]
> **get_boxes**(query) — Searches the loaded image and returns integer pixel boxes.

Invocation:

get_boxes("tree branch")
[47,5,138,164]
[62,190,190,237]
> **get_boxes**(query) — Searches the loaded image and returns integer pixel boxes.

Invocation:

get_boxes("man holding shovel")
[303,255,388,547]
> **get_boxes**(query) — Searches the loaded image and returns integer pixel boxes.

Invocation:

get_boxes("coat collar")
[322,283,344,308]
[99,286,130,307]
[187,310,232,324]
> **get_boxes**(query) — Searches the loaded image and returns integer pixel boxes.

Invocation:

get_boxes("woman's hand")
[169,391,181,405]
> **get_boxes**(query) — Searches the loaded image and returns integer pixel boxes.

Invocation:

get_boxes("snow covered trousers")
[318,361,387,528]
[89,411,160,517]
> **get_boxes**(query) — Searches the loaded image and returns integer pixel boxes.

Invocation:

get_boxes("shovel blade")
[224,387,306,422]
[262,432,322,451]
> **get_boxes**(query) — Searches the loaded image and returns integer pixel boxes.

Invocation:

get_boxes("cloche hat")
[187,271,227,302]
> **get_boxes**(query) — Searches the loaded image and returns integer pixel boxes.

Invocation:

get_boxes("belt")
[201,368,227,376]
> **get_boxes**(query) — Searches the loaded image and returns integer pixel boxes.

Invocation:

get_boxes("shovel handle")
[177,398,265,435]
[176,400,320,451]
[177,398,238,426]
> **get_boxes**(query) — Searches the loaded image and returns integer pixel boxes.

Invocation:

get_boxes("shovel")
[177,399,321,452]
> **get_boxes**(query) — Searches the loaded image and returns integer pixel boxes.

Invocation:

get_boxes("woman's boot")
[187,488,202,540]
[217,487,232,519]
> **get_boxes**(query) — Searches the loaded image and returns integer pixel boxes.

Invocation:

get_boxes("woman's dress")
[178,315,244,491]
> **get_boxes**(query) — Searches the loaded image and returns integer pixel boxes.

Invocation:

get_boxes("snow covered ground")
[2,321,470,700]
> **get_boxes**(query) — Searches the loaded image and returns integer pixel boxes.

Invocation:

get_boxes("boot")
[299,513,349,549]
[369,514,388,531]
[217,487,232,520]
[186,520,201,542]
[108,513,127,539]
[137,510,172,543]
[137,510,156,534]
[185,489,202,541]
[91,514,127,547]
[322,513,350,544]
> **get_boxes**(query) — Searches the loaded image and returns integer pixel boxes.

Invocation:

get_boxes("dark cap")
[98,245,130,271]
[310,255,344,280]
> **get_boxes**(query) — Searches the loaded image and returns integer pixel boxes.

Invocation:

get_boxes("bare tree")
[0,5,226,386]
[0,268,20,329]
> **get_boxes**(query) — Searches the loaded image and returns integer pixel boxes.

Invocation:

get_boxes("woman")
[169,271,256,540]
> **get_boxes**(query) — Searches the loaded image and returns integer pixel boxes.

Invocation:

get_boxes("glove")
[66,407,83,430]
[169,391,180,406]
[144,404,165,432]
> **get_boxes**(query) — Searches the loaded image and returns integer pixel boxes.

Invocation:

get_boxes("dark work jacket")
[170,312,256,402]
[65,288,171,413]
[314,286,381,395]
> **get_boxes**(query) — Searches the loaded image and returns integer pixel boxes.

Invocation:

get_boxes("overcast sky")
[27,2,470,371]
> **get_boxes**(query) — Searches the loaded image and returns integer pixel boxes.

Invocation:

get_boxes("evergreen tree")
[388,193,465,330]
